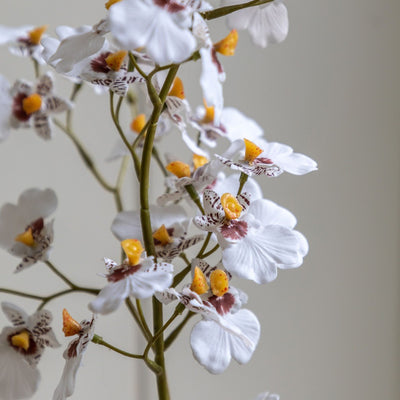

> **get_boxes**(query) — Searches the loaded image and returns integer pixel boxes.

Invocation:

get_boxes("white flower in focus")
[223,0,289,48]
[159,260,260,373]
[255,393,280,400]
[0,188,57,272]
[0,74,72,141]
[53,310,96,400]
[108,0,197,65]
[0,302,60,400]
[112,204,203,261]
[218,138,317,176]
[193,189,308,283]
[89,239,173,314]
[212,172,263,200]
[0,24,48,63]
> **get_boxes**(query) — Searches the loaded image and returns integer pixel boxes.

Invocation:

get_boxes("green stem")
[164,311,194,351]
[54,119,115,192]
[152,147,168,177]
[44,260,76,289]
[172,265,191,288]
[237,172,249,195]
[136,299,153,341]
[92,335,143,359]
[184,184,205,214]
[197,232,212,258]
[0,288,44,301]
[37,287,99,310]
[125,298,153,342]
[32,59,40,78]
[200,244,220,259]
[201,0,273,20]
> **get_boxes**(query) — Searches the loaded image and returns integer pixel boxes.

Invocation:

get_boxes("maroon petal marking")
[90,52,112,74]
[28,217,44,236]
[153,0,185,12]
[255,157,273,165]
[107,264,141,282]
[220,220,248,241]
[208,292,235,315]
[12,92,30,122]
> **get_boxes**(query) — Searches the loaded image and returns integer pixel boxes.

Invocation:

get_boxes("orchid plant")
[0,0,317,399]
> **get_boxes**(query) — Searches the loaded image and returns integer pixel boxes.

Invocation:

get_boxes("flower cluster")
[0,0,315,399]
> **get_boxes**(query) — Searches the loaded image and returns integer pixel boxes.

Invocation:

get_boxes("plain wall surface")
[0,0,399,399]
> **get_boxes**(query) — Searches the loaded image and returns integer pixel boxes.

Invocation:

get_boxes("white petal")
[248,198,297,228]
[213,172,263,200]
[89,280,130,314]
[0,343,40,400]
[0,25,32,45]
[52,356,82,400]
[1,302,28,326]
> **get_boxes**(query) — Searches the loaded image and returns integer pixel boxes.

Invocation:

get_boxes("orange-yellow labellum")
[166,161,191,178]
[62,309,82,337]
[190,266,209,295]
[193,154,209,170]
[153,224,173,246]
[28,25,47,45]
[22,93,42,115]
[105,50,128,71]
[214,29,239,56]
[244,138,263,164]
[168,77,185,99]
[14,227,35,247]
[210,269,229,297]
[121,239,144,266]
[221,193,242,220]
[105,0,122,9]
[131,114,146,134]
[201,99,215,124]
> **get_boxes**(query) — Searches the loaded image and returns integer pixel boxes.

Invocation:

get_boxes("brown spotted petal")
[202,189,224,214]
[193,213,224,232]
[35,74,53,96]
[33,111,51,140]
[156,234,204,262]
[218,220,248,243]
[45,96,72,114]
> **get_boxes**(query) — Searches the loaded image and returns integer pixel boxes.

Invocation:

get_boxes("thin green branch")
[196,232,212,258]
[172,265,191,288]
[125,298,153,342]
[0,288,44,301]
[152,147,168,177]
[136,299,153,341]
[44,260,76,288]
[92,335,144,359]
[200,243,220,259]
[165,311,194,351]
[37,287,99,310]
[237,172,249,195]
[184,184,205,214]
[201,0,273,20]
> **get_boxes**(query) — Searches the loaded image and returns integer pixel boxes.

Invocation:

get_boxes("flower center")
[244,138,263,164]
[166,160,191,178]
[121,239,144,266]
[28,25,47,45]
[105,50,128,71]
[192,153,208,170]
[201,99,214,124]
[190,266,209,295]
[11,330,30,351]
[131,114,146,134]
[105,0,122,9]
[168,77,185,99]
[221,193,242,220]
[14,227,35,247]
[214,30,239,56]
[210,269,229,297]
[22,93,42,115]
[62,309,82,337]
[152,224,173,246]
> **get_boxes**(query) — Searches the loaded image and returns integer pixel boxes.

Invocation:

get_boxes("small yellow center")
[105,50,128,71]
[168,77,185,99]
[28,25,47,45]
[210,269,229,297]
[221,193,242,220]
[11,331,30,351]
[214,29,239,56]
[152,225,172,246]
[121,239,144,266]
[166,161,191,178]
[201,99,215,124]
[105,0,122,9]
[193,153,209,170]
[22,93,42,115]
[244,138,263,164]
[190,266,209,295]
[130,114,146,134]
[62,309,82,337]
[14,227,35,247]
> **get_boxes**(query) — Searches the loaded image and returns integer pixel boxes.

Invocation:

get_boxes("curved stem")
[172,265,191,288]
[92,335,144,359]
[37,287,99,310]
[184,184,205,214]
[237,172,249,195]
[164,311,194,351]
[125,298,153,342]
[196,232,212,258]
[0,288,44,301]
[44,260,76,289]
[152,147,168,177]
[200,243,220,259]
[201,0,273,20]
[136,299,152,341]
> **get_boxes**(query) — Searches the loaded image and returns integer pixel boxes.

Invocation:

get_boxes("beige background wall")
[0,0,399,399]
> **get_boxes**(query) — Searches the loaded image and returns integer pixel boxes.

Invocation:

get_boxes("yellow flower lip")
[28,25,47,46]
[22,93,42,115]
[121,239,144,266]
[210,269,229,297]
[11,330,30,351]
[14,227,35,247]
[105,0,122,9]
[193,153,209,170]
[168,77,185,99]
[131,114,146,134]
[201,99,214,124]
[244,138,263,164]
[105,50,128,71]
[214,29,239,56]
[166,160,191,178]
[190,266,209,295]
[62,309,82,337]
[221,193,242,220]
[153,224,173,246]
